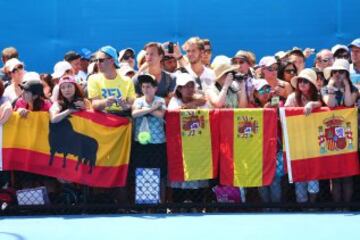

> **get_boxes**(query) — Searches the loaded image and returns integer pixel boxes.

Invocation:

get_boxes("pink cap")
[59,75,76,86]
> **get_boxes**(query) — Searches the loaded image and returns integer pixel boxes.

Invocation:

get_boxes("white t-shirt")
[3,84,20,103]
[185,65,216,91]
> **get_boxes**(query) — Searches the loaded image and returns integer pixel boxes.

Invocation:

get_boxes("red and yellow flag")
[280,107,359,182]
[166,110,219,181]
[220,109,277,187]
[1,111,132,187]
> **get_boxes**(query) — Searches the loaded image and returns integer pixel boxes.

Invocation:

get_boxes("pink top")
[15,97,52,111]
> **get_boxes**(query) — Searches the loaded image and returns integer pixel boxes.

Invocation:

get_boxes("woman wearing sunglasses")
[321,59,359,204]
[3,58,25,104]
[277,61,298,85]
[285,68,322,204]
[252,79,284,205]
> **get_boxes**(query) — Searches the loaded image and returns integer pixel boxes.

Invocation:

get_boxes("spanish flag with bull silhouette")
[280,107,359,183]
[0,111,132,187]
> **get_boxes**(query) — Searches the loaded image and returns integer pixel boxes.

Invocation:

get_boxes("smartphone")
[271,96,280,106]
[168,42,174,54]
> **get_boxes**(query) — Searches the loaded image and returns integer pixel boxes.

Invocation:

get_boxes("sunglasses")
[284,69,296,75]
[320,57,333,63]
[332,70,347,75]
[122,54,135,60]
[298,78,310,84]
[94,57,111,63]
[232,59,246,65]
[257,87,271,95]
[265,65,278,72]
[12,65,24,73]
[336,54,350,60]
[203,49,212,54]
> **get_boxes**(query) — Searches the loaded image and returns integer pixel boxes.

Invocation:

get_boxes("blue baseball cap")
[79,48,92,60]
[348,38,360,49]
[99,45,120,68]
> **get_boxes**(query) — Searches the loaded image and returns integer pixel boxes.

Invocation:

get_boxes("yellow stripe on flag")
[286,108,357,160]
[3,112,131,167]
[180,110,212,180]
[233,109,263,187]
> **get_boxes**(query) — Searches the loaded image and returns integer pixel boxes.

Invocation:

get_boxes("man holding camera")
[231,50,257,106]
[207,63,248,108]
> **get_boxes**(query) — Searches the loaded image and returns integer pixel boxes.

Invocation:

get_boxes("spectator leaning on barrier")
[14,72,52,117]
[315,49,334,71]
[168,73,207,109]
[285,68,322,203]
[49,75,89,123]
[321,59,358,203]
[88,45,135,116]
[3,58,25,104]
[254,79,284,204]
[348,38,360,88]
[1,47,19,86]
[133,42,176,101]
[50,61,74,103]
[131,74,167,203]
[182,37,216,92]
[207,63,248,108]
[167,72,210,204]
[259,56,293,102]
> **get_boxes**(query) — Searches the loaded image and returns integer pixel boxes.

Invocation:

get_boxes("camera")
[231,72,246,82]
[168,42,174,54]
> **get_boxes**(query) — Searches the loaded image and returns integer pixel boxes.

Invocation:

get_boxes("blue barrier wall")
[1,0,360,72]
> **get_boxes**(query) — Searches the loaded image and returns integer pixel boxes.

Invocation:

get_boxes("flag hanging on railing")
[0,111,132,187]
[166,109,219,182]
[279,107,359,183]
[219,109,277,187]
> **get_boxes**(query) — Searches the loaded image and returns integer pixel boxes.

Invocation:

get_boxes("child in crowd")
[131,74,167,203]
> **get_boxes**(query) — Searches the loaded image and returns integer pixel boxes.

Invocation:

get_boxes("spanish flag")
[220,109,277,187]
[166,110,219,181]
[0,111,132,187]
[280,107,359,183]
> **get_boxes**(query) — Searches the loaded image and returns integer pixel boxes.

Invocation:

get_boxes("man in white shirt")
[181,37,216,92]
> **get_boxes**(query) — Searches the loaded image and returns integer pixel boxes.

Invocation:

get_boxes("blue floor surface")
[0,212,358,240]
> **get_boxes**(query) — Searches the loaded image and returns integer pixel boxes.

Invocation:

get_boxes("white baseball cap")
[52,61,72,79]
[5,58,24,72]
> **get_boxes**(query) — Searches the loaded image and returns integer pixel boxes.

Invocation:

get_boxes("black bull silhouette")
[48,117,98,174]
